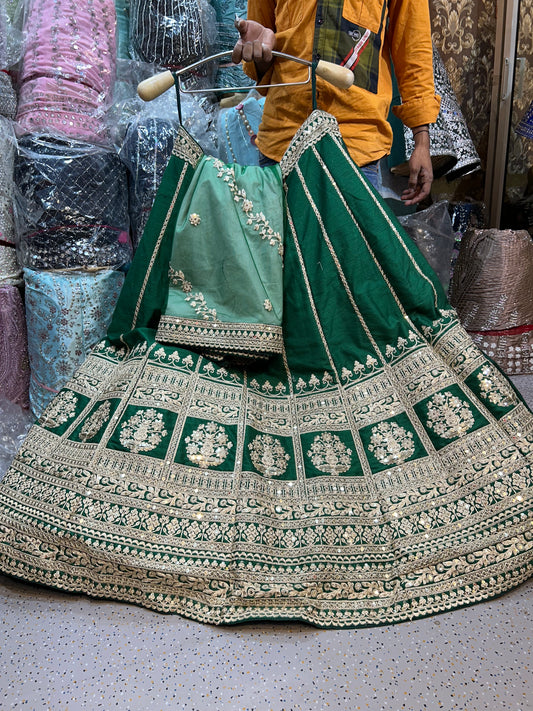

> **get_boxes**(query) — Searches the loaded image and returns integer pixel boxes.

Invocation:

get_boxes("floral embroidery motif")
[341,356,381,382]
[367,421,415,466]
[307,432,352,475]
[119,409,168,453]
[40,391,78,429]
[264,299,273,312]
[249,434,290,477]
[185,422,233,469]
[296,372,334,393]
[426,392,475,439]
[168,267,192,293]
[79,400,112,442]
[385,331,420,361]
[210,157,283,256]
[477,365,517,408]
[168,267,217,321]
[184,292,217,321]
[189,213,201,226]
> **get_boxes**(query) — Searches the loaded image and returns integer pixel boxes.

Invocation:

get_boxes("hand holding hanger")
[137,51,354,102]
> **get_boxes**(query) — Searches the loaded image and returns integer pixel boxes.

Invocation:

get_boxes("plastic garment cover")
[118,88,219,249]
[0,72,17,119]
[24,268,125,418]
[211,0,254,89]
[398,201,456,293]
[0,244,22,286]
[120,116,179,250]
[115,0,131,60]
[449,228,533,375]
[14,135,132,270]
[15,0,116,144]
[129,0,217,68]
[0,0,23,70]
[0,116,16,247]
[0,285,30,409]
[0,398,33,482]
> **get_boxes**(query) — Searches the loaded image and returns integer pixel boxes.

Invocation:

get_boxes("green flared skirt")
[0,111,531,628]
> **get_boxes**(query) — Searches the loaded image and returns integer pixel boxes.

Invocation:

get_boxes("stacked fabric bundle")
[129,0,216,69]
[15,0,117,144]
[5,0,132,416]
[120,116,179,249]
[449,228,533,375]
[0,3,29,409]
[14,135,131,270]
[23,268,124,416]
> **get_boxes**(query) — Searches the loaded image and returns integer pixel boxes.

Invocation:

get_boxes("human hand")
[401,129,433,205]
[231,19,276,77]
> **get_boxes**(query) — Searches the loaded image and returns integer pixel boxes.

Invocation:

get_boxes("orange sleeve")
[388,0,441,127]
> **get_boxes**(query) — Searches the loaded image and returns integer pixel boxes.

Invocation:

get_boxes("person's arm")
[388,0,440,204]
[402,124,432,205]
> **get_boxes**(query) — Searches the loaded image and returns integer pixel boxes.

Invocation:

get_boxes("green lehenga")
[0,111,531,628]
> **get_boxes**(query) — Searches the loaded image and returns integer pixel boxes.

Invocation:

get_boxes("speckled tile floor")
[0,573,532,711]
[0,378,532,711]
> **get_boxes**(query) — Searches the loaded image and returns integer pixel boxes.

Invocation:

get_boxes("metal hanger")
[137,50,354,101]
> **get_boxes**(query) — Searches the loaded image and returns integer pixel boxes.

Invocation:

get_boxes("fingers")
[242,39,272,64]
[231,20,276,65]
[232,40,273,66]
[402,152,433,205]
[401,182,430,206]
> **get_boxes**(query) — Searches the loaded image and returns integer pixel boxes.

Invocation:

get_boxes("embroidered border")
[156,316,284,356]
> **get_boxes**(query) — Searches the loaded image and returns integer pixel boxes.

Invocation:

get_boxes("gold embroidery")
[307,432,352,474]
[368,421,415,466]
[39,391,78,429]
[249,434,290,477]
[168,267,192,292]
[185,421,233,468]
[156,317,283,357]
[184,292,217,321]
[119,408,168,453]
[79,400,112,442]
[171,130,203,165]
[189,213,201,226]
[477,365,518,408]
[426,391,475,439]
[210,157,284,256]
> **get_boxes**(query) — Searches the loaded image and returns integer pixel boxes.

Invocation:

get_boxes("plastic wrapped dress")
[0,111,531,629]
[23,268,126,418]
[14,135,131,270]
[15,0,116,144]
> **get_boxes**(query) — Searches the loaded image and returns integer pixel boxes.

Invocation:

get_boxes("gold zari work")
[0,113,531,628]
[0,322,531,627]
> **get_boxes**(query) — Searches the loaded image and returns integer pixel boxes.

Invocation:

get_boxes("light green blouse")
[156,155,285,361]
